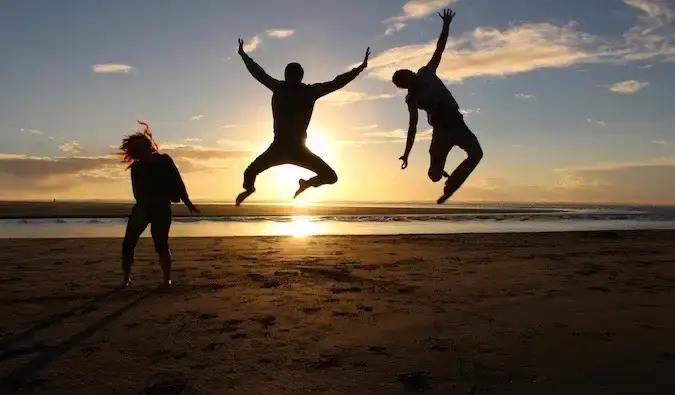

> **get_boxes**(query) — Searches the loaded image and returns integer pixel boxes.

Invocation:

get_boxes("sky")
[0,0,674,205]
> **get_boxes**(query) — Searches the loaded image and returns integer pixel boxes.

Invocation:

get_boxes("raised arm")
[238,38,280,91]
[426,9,456,73]
[314,48,370,97]
[399,102,419,170]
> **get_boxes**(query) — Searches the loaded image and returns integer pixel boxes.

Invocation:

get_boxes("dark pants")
[122,203,172,259]
[242,143,338,191]
[428,114,483,195]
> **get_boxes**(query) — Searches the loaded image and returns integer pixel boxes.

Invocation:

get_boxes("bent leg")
[438,130,483,204]
[428,132,453,182]
[150,207,172,286]
[237,147,284,205]
[121,206,149,286]
[291,148,338,198]
[242,147,282,191]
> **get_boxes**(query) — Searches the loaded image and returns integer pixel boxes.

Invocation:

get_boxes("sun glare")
[254,126,338,202]
[273,216,324,237]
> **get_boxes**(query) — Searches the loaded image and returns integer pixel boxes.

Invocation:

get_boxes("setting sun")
[254,126,339,203]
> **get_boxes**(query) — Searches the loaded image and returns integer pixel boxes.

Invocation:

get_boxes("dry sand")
[1,231,674,394]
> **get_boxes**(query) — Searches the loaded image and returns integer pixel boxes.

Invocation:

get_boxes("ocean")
[1,203,674,238]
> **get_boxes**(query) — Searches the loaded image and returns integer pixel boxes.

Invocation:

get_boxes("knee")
[325,171,338,185]
[153,240,170,255]
[428,168,443,182]
[467,147,483,165]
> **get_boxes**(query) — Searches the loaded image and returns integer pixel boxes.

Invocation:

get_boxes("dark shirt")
[240,54,363,146]
[406,66,461,127]
[130,153,185,205]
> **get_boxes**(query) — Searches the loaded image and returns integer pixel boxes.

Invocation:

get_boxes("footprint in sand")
[398,371,432,391]
[368,346,388,355]
[252,315,276,328]
[144,375,193,395]
[331,286,362,294]
[333,311,358,317]
[202,342,224,352]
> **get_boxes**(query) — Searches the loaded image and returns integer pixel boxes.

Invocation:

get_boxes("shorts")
[428,114,481,179]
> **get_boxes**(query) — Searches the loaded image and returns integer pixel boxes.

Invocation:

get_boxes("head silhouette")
[392,69,417,89]
[119,133,156,169]
[285,62,304,83]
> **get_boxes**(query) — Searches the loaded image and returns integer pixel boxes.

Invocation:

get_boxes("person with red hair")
[118,121,200,288]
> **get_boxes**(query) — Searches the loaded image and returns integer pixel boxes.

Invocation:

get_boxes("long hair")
[119,120,159,169]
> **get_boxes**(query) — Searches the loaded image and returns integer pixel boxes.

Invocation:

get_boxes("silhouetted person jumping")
[119,121,200,288]
[392,9,483,204]
[235,38,370,205]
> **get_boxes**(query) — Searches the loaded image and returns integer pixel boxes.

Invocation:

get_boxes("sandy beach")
[1,231,674,394]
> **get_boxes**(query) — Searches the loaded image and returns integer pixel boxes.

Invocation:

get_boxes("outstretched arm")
[426,9,456,73]
[238,38,280,91]
[399,103,419,170]
[314,48,370,97]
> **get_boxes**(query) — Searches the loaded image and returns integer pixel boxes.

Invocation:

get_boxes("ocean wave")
[1,209,675,226]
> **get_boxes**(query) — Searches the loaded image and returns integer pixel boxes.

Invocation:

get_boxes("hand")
[399,155,409,170]
[359,47,371,70]
[438,9,456,24]
[188,204,201,215]
[237,38,245,55]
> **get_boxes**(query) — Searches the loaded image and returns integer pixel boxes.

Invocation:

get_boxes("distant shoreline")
[0,201,563,219]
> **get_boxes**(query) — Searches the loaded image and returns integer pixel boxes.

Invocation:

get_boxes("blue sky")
[1,0,674,204]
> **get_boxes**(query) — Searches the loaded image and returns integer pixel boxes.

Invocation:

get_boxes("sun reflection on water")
[272,216,324,237]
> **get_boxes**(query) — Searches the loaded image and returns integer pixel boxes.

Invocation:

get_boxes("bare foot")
[235,189,255,206]
[436,193,451,204]
[293,179,311,199]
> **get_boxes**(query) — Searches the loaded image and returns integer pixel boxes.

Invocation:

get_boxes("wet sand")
[1,231,674,394]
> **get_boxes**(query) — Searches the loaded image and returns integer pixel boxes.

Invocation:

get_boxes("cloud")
[608,79,650,94]
[266,29,295,38]
[161,144,250,161]
[366,22,607,83]
[189,114,205,121]
[242,29,295,53]
[460,108,480,117]
[621,0,675,61]
[550,156,675,204]
[216,139,255,150]
[20,128,44,136]
[384,0,457,35]
[586,117,607,126]
[220,124,242,129]
[58,141,86,154]
[243,36,261,52]
[182,138,202,142]
[322,90,397,106]
[362,129,407,139]
[352,124,379,131]
[357,127,432,144]
[0,140,254,195]
[92,64,134,73]
[515,93,536,99]
[652,140,668,145]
